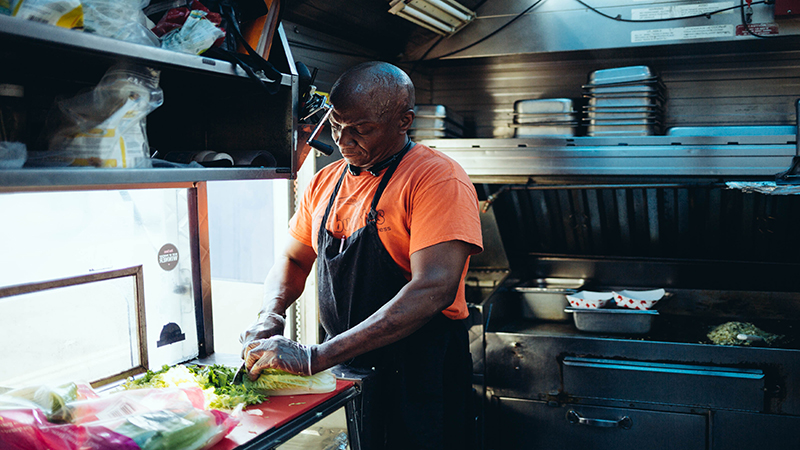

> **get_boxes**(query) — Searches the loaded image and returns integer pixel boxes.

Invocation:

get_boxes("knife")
[231,361,247,385]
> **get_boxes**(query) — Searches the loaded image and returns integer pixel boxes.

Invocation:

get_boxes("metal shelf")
[421,136,797,179]
[0,166,293,191]
[0,15,292,86]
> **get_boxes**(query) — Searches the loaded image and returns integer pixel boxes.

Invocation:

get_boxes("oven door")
[492,398,706,450]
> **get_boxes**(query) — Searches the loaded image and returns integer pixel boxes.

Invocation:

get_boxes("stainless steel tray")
[588,96,665,108]
[514,125,579,137]
[414,104,465,127]
[666,126,795,136]
[411,117,464,133]
[588,65,657,85]
[514,98,574,114]
[566,307,658,334]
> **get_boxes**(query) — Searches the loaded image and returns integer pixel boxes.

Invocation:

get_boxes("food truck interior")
[3,1,800,449]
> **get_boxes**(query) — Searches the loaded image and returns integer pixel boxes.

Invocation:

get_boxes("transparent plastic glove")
[239,312,286,358]
[245,335,313,378]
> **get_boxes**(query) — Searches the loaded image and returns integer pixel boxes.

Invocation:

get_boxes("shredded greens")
[707,321,782,346]
[120,364,265,410]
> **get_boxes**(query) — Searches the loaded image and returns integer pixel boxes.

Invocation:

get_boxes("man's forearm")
[259,254,312,316]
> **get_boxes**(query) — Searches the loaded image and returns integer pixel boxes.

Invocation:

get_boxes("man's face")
[329,101,409,169]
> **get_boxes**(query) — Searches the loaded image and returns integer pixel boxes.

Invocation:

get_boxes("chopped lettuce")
[120,364,264,410]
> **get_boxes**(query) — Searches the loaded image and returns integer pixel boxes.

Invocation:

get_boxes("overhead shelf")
[0,15,292,85]
[0,15,299,191]
[421,135,798,180]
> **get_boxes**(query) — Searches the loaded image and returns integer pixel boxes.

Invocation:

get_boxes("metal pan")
[566,307,658,334]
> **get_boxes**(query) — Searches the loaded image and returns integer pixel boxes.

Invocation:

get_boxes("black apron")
[316,141,474,450]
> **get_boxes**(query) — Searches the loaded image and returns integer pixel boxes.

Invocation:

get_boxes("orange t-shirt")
[288,143,483,320]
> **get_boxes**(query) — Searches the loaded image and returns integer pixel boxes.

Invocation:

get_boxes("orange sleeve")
[408,175,483,257]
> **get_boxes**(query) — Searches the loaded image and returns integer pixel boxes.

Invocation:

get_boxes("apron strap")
[367,140,414,224]
[319,165,349,237]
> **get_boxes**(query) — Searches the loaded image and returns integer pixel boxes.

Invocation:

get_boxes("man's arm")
[311,239,475,373]
[239,236,317,348]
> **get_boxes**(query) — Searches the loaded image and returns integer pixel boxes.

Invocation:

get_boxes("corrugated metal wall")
[424,48,800,138]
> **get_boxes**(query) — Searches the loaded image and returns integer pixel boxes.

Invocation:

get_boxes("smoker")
[432,120,800,450]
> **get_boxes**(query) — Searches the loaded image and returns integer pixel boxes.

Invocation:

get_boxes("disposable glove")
[245,335,314,378]
[239,312,286,358]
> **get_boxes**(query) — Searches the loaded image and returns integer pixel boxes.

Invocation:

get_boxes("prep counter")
[192,355,362,450]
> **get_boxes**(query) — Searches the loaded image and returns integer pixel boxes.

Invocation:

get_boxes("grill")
[462,165,800,449]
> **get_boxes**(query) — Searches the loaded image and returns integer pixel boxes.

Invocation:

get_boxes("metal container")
[565,307,658,334]
[514,125,578,137]
[514,98,575,114]
[513,278,584,321]
[414,104,465,128]
[588,65,657,85]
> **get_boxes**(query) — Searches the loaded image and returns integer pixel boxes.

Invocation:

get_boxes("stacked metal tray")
[511,98,579,137]
[582,66,666,137]
[410,104,465,139]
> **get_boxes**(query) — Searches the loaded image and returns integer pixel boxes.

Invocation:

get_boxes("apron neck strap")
[367,140,414,223]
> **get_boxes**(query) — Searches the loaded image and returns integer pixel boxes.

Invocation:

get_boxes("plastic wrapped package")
[0,385,239,450]
[10,0,84,28]
[0,142,26,168]
[161,9,224,55]
[33,63,164,168]
[82,0,159,47]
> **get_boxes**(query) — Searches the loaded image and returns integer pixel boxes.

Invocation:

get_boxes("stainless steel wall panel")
[419,0,799,60]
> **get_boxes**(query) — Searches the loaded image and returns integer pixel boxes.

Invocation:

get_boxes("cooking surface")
[495,316,800,350]
[209,379,354,449]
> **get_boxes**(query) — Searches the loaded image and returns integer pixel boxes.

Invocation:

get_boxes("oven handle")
[566,410,632,430]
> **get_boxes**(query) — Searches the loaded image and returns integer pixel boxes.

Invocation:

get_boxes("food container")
[613,288,666,310]
[414,104,464,128]
[665,126,795,136]
[514,98,575,114]
[566,291,613,309]
[588,65,657,85]
[513,278,584,321]
[565,307,658,334]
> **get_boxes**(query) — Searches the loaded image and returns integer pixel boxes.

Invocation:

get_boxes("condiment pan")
[566,307,658,334]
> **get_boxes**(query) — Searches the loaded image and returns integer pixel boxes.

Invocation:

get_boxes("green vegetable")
[120,364,265,409]
[242,369,336,394]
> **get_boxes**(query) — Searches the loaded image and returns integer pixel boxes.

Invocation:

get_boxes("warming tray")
[565,307,658,334]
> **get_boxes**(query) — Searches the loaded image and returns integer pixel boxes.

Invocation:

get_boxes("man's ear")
[399,109,415,133]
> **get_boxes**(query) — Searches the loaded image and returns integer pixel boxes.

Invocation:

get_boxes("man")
[240,61,483,449]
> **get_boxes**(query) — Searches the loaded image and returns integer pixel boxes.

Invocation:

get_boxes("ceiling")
[280,0,485,61]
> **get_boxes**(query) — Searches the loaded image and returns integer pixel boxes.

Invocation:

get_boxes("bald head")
[330,62,415,123]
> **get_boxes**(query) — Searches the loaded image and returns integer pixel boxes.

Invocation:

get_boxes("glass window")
[0,268,145,388]
[0,188,200,385]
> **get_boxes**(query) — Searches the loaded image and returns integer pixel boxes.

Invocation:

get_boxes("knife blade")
[231,361,247,385]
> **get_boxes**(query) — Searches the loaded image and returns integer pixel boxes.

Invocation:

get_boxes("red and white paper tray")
[566,291,614,309]
[612,288,666,310]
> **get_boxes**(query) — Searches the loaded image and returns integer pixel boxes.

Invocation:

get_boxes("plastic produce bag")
[0,385,239,450]
[35,63,163,168]
[82,0,159,47]
[10,0,83,28]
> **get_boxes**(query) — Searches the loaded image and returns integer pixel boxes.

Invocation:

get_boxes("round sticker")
[158,243,179,271]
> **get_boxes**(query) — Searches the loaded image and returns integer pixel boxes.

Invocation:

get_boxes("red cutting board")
[210,379,355,449]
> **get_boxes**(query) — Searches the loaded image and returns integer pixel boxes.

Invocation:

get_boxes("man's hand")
[245,335,314,379]
[239,312,286,358]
